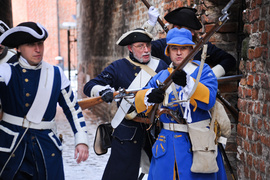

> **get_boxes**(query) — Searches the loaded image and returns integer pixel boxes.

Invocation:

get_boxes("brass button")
[25,78,29,82]
[51,153,55,157]
[133,66,136,70]
[133,140,137,144]
[12,154,15,157]
[25,103,29,107]
[134,73,138,76]
[31,136,35,140]
[22,69,27,73]
[26,93,30,97]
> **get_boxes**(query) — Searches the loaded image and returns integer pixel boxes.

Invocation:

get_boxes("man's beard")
[134,53,151,63]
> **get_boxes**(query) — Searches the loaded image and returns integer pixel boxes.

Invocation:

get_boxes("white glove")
[148,6,159,26]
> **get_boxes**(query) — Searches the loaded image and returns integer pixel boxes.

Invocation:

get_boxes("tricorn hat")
[0,21,48,48]
[0,20,10,37]
[165,28,195,56]
[164,7,202,30]
[116,28,153,46]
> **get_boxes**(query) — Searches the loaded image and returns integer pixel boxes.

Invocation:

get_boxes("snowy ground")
[57,70,148,179]
[55,108,110,180]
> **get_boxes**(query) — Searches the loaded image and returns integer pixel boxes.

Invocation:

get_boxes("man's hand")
[148,6,159,26]
[172,70,187,87]
[147,88,165,103]
[74,144,89,164]
[99,86,114,103]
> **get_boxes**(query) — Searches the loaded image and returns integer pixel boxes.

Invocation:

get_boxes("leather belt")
[132,116,151,124]
[2,113,56,130]
[163,123,188,132]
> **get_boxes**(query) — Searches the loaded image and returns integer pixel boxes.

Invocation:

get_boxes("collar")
[19,56,42,70]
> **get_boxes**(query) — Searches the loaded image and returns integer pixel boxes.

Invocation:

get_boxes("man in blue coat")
[0,21,89,180]
[84,28,168,180]
[144,6,236,78]
[135,28,227,180]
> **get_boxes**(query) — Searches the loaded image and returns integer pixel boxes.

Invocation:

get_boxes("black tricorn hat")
[0,21,48,48]
[0,20,10,36]
[116,28,153,46]
[164,7,202,30]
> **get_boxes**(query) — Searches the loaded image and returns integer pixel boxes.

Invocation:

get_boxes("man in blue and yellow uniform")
[84,28,168,180]
[135,28,227,180]
[0,21,89,179]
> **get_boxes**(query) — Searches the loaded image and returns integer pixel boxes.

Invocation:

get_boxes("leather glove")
[147,88,165,103]
[172,70,187,87]
[99,87,114,103]
[148,6,159,26]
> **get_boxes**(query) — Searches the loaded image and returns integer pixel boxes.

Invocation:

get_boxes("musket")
[141,0,169,33]
[78,88,141,110]
[216,74,243,122]
[216,90,239,122]
[217,74,243,83]
[148,0,236,124]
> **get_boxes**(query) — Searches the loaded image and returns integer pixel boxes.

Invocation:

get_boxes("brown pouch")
[93,123,113,155]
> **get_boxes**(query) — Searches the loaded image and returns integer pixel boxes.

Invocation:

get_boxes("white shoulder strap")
[26,61,54,124]
[111,57,159,128]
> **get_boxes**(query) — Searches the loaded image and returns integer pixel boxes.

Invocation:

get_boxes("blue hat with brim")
[165,28,195,56]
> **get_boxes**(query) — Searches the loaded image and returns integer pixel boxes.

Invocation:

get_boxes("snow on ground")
[57,70,148,179]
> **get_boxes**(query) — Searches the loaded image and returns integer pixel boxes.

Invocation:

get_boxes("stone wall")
[237,0,270,179]
[0,0,13,27]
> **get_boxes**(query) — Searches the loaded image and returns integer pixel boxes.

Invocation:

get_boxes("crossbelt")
[162,123,188,132]
[2,113,56,130]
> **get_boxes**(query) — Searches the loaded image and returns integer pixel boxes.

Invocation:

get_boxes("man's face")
[17,41,44,66]
[128,42,151,63]
[169,45,193,66]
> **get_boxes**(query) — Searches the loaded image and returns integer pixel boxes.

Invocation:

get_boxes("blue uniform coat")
[135,61,227,180]
[0,59,88,179]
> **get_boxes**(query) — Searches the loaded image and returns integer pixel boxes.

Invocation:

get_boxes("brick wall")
[237,0,270,179]
[11,0,77,69]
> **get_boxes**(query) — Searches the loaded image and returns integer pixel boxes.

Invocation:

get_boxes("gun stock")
[78,92,119,110]
[78,88,142,110]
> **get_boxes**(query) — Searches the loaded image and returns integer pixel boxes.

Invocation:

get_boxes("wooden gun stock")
[78,88,141,110]
[78,92,119,110]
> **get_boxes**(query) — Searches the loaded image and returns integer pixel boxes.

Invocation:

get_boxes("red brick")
[252,88,258,100]
[262,104,267,116]
[259,160,265,173]
[248,49,254,60]
[247,75,254,86]
[252,22,258,33]
[248,101,254,113]
[257,142,262,155]
[248,128,254,140]
[254,47,263,58]
[259,20,265,31]
[257,118,262,130]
